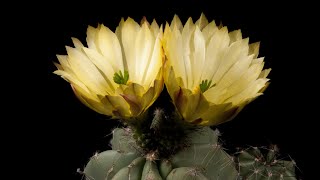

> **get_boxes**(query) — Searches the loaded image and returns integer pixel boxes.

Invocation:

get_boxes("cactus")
[83,113,238,179]
[82,110,297,180]
[236,145,296,180]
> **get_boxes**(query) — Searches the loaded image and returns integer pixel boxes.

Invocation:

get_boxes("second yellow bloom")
[163,14,271,126]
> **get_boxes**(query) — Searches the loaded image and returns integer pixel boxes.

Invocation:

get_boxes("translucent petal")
[134,23,154,83]
[121,18,140,82]
[66,46,109,95]
[211,39,249,84]
[228,30,242,44]
[195,13,208,30]
[96,24,124,72]
[170,14,183,31]
[86,26,98,50]
[226,78,269,104]
[192,26,206,88]
[249,42,260,58]
[201,28,230,81]
[71,37,84,49]
[83,47,116,93]
[143,35,162,87]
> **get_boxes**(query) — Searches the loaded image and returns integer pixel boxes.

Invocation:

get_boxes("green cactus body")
[166,167,208,180]
[237,146,296,180]
[84,150,139,180]
[111,157,145,180]
[84,127,238,180]
[158,160,172,178]
[171,127,238,180]
[141,160,163,180]
[110,128,139,154]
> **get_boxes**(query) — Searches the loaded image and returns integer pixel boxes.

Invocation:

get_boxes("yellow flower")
[163,14,271,126]
[54,17,164,119]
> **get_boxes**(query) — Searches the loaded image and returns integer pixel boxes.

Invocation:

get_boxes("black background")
[44,1,314,179]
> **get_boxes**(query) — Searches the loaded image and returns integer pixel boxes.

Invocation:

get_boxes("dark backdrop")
[45,1,313,179]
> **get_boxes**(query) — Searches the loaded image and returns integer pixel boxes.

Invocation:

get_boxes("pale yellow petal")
[97,95,117,116]
[66,46,108,95]
[150,19,160,37]
[71,85,107,115]
[170,14,183,31]
[192,26,206,87]
[53,62,63,70]
[213,54,253,90]
[105,95,131,117]
[180,88,210,123]
[199,103,233,126]
[203,86,228,104]
[96,24,124,72]
[141,84,155,111]
[143,34,162,86]
[165,26,186,85]
[86,26,98,50]
[259,68,271,78]
[115,18,127,69]
[249,42,260,58]
[201,27,230,81]
[181,17,195,88]
[54,70,96,99]
[134,22,154,83]
[56,55,71,71]
[202,21,218,43]
[251,57,264,65]
[223,63,264,100]
[226,78,269,105]
[211,38,244,84]
[228,30,242,44]
[163,23,171,45]
[115,18,125,40]
[121,17,140,80]
[122,81,158,115]
[82,47,116,93]
[164,67,181,102]
[71,37,84,49]
[195,13,208,30]
[123,83,145,97]
[152,78,164,103]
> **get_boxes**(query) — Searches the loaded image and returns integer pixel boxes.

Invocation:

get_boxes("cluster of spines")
[235,145,297,180]
[127,108,199,159]
[80,125,240,179]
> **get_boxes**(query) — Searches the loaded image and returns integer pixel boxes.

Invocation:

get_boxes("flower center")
[199,79,215,93]
[113,70,129,85]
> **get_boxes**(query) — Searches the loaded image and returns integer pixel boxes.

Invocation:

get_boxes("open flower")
[54,17,164,119]
[163,14,271,126]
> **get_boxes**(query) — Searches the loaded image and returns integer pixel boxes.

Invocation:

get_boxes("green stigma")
[199,79,215,93]
[113,70,129,85]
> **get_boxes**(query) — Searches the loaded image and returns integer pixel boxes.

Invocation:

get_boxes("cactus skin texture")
[237,146,296,180]
[84,127,238,180]
[166,167,208,180]
[170,127,237,179]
